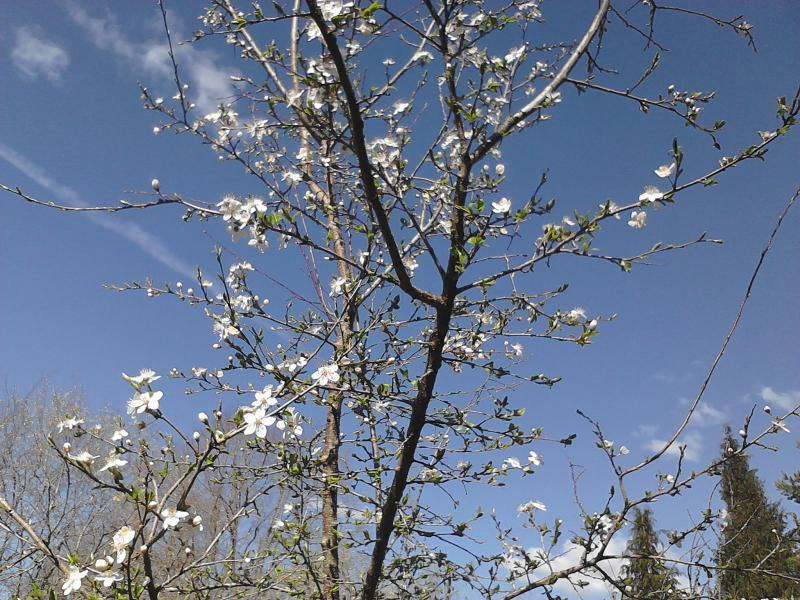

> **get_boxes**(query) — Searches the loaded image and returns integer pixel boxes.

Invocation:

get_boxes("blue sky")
[1,2,799,596]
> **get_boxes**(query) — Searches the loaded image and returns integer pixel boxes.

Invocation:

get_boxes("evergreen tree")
[716,428,800,599]
[777,442,800,505]
[619,508,681,599]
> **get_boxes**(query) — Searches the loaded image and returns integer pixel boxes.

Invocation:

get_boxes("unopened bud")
[151,178,160,192]
[198,412,209,424]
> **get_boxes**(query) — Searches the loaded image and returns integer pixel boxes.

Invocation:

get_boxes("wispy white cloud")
[0,140,195,279]
[759,387,800,412]
[680,399,726,427]
[11,27,70,84]
[65,3,234,115]
[636,424,658,438]
[643,430,704,462]
[512,535,628,598]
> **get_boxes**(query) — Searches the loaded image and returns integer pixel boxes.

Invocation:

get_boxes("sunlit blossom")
[62,566,88,595]
[281,355,308,373]
[95,571,123,587]
[122,368,161,386]
[638,185,664,204]
[161,508,189,530]
[252,386,278,409]
[772,419,790,433]
[517,500,547,514]
[212,315,240,341]
[244,407,276,438]
[111,429,128,442]
[403,257,419,274]
[491,197,512,214]
[127,390,163,416]
[654,162,676,178]
[318,0,354,20]
[69,451,98,467]
[758,130,777,142]
[627,210,647,229]
[330,276,348,297]
[412,49,434,63]
[57,417,84,433]
[112,526,135,562]
[503,457,522,469]
[392,101,410,115]
[312,363,340,386]
[527,451,543,466]
[277,407,303,439]
[599,199,621,219]
[567,307,586,321]
[99,455,128,473]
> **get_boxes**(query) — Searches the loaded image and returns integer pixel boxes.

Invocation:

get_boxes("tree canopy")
[1,2,799,599]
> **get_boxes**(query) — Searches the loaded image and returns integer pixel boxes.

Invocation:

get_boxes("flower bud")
[193,431,201,441]
[198,412,209,424]
[151,179,160,192]
[63,442,72,453]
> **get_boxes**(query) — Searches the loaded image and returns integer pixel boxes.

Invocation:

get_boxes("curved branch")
[470,0,612,164]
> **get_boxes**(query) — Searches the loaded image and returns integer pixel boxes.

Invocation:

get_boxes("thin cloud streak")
[0,140,196,279]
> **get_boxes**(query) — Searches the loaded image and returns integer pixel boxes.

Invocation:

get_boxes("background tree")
[0,385,113,598]
[1,2,799,599]
[716,428,800,599]
[777,442,800,505]
[618,508,681,600]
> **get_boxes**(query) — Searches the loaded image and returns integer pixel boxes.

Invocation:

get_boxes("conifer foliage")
[716,429,799,599]
[619,508,681,599]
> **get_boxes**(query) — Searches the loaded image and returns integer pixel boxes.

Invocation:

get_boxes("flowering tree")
[2,1,799,599]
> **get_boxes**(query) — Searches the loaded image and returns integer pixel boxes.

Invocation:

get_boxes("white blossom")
[312,363,340,386]
[127,390,163,416]
[518,500,547,514]
[62,566,88,595]
[527,451,543,466]
[638,185,664,204]
[654,162,676,178]
[161,508,189,530]
[57,417,84,433]
[627,210,647,229]
[491,197,512,214]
